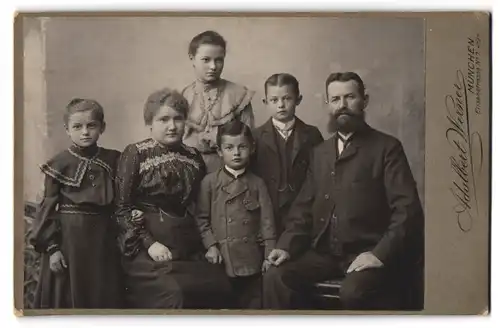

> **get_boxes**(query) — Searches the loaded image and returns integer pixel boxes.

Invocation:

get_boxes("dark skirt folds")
[34,212,123,309]
[122,251,234,309]
[122,209,234,309]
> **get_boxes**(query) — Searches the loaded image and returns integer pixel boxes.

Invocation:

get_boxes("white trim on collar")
[272,117,296,131]
[225,165,246,179]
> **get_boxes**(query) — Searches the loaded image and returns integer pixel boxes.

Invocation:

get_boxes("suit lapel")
[260,119,278,155]
[220,170,249,201]
[325,137,338,173]
[336,139,359,163]
[290,119,309,164]
[335,123,371,163]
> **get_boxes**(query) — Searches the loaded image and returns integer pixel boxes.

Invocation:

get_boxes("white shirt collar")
[272,117,296,132]
[225,165,246,179]
[338,132,354,141]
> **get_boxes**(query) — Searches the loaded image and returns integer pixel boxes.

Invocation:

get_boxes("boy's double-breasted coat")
[196,168,277,277]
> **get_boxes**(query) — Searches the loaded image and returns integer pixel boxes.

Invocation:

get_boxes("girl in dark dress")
[115,88,232,309]
[30,98,122,309]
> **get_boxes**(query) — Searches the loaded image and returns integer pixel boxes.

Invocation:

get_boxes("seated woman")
[115,88,232,309]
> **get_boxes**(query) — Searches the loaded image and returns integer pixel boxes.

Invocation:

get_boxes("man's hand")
[347,251,384,273]
[267,249,290,266]
[148,242,172,262]
[205,245,223,264]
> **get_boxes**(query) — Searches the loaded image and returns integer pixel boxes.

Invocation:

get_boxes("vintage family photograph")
[20,15,426,312]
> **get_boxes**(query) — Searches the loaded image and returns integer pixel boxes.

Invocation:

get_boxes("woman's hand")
[130,209,144,223]
[148,242,172,262]
[261,259,272,273]
[49,251,67,273]
[205,245,223,264]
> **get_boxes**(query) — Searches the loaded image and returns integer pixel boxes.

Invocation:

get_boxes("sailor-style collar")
[40,144,114,187]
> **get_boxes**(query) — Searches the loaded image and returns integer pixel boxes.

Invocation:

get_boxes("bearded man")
[263,72,424,310]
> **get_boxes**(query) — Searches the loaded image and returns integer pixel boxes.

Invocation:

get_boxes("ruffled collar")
[151,138,183,152]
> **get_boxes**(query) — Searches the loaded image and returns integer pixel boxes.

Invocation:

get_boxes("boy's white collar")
[225,165,246,179]
[272,117,296,131]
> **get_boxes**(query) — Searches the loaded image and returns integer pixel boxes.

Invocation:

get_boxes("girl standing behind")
[182,30,255,173]
[30,98,122,309]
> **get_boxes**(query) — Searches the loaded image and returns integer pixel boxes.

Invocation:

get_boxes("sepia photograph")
[15,12,489,315]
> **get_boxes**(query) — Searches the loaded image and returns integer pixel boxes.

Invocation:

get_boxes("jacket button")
[228,218,233,223]
[331,171,335,176]
[92,183,97,187]
[243,237,248,243]
[320,217,325,222]
[324,194,329,200]
[89,174,95,180]
[243,220,249,225]
[227,237,232,242]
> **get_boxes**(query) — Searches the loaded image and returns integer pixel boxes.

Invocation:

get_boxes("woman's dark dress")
[115,138,232,309]
[30,144,123,309]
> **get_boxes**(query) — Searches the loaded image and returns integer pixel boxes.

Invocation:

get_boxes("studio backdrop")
[23,16,425,203]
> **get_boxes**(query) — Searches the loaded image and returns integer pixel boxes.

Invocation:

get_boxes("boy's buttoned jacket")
[251,118,324,234]
[196,168,276,277]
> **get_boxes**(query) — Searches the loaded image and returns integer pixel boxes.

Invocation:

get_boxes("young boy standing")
[252,73,324,236]
[195,120,276,309]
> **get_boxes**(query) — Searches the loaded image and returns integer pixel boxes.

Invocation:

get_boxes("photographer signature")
[445,69,484,232]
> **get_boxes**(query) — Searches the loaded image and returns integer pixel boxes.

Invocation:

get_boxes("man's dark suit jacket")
[251,118,324,234]
[276,122,424,267]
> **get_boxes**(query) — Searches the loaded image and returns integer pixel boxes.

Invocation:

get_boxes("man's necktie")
[338,134,351,155]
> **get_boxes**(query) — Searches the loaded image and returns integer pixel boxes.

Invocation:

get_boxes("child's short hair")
[264,73,300,97]
[63,98,104,125]
[143,88,189,125]
[188,30,227,57]
[216,120,255,147]
[325,72,366,97]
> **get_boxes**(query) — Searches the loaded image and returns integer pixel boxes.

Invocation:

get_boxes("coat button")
[243,220,249,225]
[324,194,330,200]
[331,171,335,176]
[92,183,97,187]
[243,237,248,243]
[320,217,325,222]
[228,218,233,223]
[227,237,232,242]
[89,175,95,180]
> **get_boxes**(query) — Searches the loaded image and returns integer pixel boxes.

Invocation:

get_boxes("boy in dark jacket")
[252,73,324,235]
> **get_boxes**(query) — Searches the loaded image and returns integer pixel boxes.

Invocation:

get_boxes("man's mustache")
[333,108,360,118]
